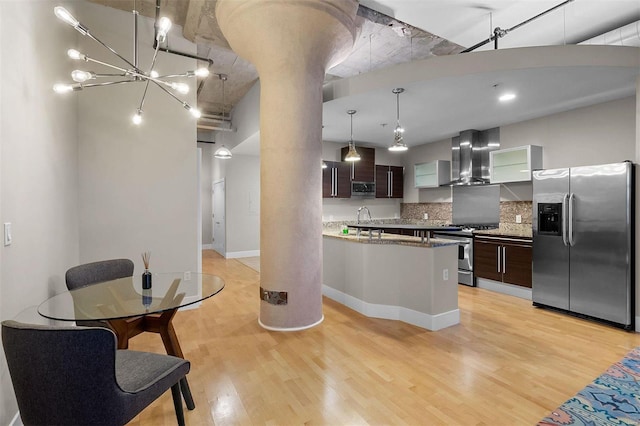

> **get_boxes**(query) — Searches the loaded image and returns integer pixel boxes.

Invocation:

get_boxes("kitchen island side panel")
[322,235,459,330]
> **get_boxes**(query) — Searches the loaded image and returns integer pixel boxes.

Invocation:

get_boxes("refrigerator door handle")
[568,193,575,246]
[562,193,569,246]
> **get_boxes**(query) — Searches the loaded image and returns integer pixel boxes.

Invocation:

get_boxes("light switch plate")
[4,223,12,246]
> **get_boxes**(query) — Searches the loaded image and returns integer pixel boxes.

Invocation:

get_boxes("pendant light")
[214,74,232,159]
[344,110,361,162]
[388,88,408,152]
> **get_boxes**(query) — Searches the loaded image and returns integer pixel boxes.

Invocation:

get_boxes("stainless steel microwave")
[351,181,375,198]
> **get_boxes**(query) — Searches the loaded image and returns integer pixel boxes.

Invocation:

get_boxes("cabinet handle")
[388,170,392,197]
[331,168,336,197]
[497,246,501,273]
[332,168,337,197]
[502,246,506,274]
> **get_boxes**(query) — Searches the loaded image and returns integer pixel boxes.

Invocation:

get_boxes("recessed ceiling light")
[499,93,517,102]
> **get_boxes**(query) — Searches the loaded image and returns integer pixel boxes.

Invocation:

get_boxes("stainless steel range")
[433,224,497,286]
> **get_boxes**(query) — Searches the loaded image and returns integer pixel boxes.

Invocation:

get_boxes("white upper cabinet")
[490,145,543,183]
[414,160,450,188]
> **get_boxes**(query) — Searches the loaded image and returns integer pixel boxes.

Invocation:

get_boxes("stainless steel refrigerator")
[532,162,634,329]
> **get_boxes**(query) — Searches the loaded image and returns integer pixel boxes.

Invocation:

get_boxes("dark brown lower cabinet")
[474,235,532,288]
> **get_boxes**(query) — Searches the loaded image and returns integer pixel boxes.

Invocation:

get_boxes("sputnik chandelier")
[52,4,211,125]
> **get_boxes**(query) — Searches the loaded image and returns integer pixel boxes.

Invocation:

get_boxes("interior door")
[212,179,226,257]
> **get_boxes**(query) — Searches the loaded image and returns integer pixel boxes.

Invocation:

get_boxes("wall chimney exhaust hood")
[447,128,500,186]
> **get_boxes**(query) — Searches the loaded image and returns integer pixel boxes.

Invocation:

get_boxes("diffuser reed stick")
[142,251,151,270]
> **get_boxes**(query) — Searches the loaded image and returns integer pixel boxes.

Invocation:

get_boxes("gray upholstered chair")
[2,320,190,426]
[66,258,135,290]
[65,258,135,328]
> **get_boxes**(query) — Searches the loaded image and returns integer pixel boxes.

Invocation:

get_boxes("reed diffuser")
[141,251,152,289]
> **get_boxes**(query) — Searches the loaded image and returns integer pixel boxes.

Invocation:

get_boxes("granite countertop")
[322,230,458,248]
[347,223,461,231]
[473,226,532,239]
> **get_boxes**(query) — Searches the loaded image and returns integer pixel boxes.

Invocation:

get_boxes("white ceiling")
[315,0,640,151]
[361,0,640,50]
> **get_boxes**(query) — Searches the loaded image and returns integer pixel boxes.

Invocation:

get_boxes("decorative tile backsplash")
[323,201,533,235]
[401,202,451,224]
[400,201,533,225]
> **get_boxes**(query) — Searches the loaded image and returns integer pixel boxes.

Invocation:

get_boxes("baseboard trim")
[202,244,213,250]
[258,315,324,331]
[476,278,532,300]
[322,285,459,331]
[226,250,260,259]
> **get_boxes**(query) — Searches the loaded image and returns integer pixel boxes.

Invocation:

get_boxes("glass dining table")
[38,272,225,410]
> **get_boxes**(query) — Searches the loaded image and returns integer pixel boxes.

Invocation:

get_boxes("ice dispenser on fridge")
[537,203,562,236]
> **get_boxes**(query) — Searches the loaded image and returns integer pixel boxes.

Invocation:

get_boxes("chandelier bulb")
[71,70,94,83]
[132,110,143,125]
[156,17,172,41]
[171,82,190,94]
[184,104,201,118]
[54,6,79,28]
[67,49,86,61]
[194,68,210,78]
[53,83,73,94]
[149,70,159,79]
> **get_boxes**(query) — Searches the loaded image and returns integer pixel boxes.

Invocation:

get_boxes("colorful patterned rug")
[539,347,640,426]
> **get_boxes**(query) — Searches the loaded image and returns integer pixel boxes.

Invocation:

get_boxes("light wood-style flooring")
[127,250,640,425]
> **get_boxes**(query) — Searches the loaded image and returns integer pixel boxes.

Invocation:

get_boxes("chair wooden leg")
[180,377,196,410]
[171,383,185,426]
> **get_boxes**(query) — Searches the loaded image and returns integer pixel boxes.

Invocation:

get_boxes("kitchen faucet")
[356,206,372,224]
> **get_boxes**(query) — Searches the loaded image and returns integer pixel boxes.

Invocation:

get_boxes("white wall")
[401,138,452,203]
[401,96,636,203]
[76,2,199,273]
[0,1,79,422]
[225,154,260,256]
[501,96,636,169]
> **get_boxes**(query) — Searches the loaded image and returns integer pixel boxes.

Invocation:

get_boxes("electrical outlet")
[443,269,449,281]
[423,213,429,220]
[516,214,522,224]
[4,223,11,246]
[184,271,191,280]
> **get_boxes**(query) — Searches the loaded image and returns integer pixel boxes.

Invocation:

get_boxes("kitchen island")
[322,231,459,331]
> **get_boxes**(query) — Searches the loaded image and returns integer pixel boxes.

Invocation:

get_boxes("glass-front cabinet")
[414,160,450,188]
[489,145,543,183]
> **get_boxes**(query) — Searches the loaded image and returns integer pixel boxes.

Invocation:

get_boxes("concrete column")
[216,0,359,330]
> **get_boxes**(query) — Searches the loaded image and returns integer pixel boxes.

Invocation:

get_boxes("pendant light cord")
[396,91,400,126]
[350,112,353,143]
